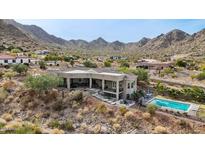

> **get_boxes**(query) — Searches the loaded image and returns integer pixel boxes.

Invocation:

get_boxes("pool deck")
[144,97,200,117]
[188,104,200,117]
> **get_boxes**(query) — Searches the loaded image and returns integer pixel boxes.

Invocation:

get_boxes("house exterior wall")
[56,70,137,100]
[0,57,30,65]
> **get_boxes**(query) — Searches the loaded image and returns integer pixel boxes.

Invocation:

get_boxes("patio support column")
[89,78,92,88]
[116,81,119,100]
[67,78,70,90]
[102,79,105,91]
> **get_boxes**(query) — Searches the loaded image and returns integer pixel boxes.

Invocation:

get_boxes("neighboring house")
[0,54,31,66]
[55,69,137,100]
[35,50,49,55]
[110,56,127,60]
[46,61,60,66]
[136,59,173,70]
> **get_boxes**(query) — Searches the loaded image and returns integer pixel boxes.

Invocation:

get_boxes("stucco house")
[136,59,173,70]
[54,69,137,100]
[0,54,31,66]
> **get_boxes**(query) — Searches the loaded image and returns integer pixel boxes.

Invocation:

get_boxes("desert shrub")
[154,125,168,134]
[118,67,148,82]
[0,118,6,129]
[178,120,192,129]
[142,112,151,120]
[96,103,107,114]
[124,111,135,121]
[119,106,128,115]
[12,64,28,74]
[83,60,97,68]
[61,119,74,131]
[2,80,16,90]
[63,56,74,62]
[3,70,16,80]
[48,120,61,129]
[50,128,64,134]
[195,71,205,80]
[131,90,144,102]
[162,67,174,75]
[1,113,13,121]
[70,91,83,102]
[11,48,21,53]
[120,61,129,68]
[70,60,75,67]
[0,71,4,78]
[93,124,101,134]
[155,85,205,103]
[39,61,46,69]
[146,104,158,115]
[52,102,64,111]
[44,54,61,61]
[132,68,148,82]
[13,123,42,134]
[0,88,9,103]
[176,59,187,67]
[112,123,121,132]
[104,61,111,67]
[25,74,63,92]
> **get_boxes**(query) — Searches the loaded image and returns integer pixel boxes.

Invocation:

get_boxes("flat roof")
[99,72,124,77]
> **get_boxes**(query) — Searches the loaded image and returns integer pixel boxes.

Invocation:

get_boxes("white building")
[0,54,31,66]
[55,69,137,100]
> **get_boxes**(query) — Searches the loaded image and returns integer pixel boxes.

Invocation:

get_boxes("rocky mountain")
[1,19,205,57]
[3,19,68,47]
[0,20,42,51]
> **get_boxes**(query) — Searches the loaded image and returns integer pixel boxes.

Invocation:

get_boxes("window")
[131,81,135,88]
[112,82,116,89]
[131,82,134,88]
[12,59,16,63]
[4,60,8,63]
[20,59,23,63]
[126,94,130,100]
[127,83,130,89]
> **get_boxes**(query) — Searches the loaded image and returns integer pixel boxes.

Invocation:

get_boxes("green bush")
[25,74,63,92]
[39,61,46,69]
[44,54,61,61]
[132,68,148,82]
[163,67,174,75]
[70,60,75,67]
[48,120,61,128]
[61,119,74,131]
[64,56,74,62]
[120,61,130,68]
[83,60,97,68]
[118,67,148,82]
[3,71,16,80]
[12,64,28,74]
[0,88,8,103]
[11,48,22,53]
[146,104,158,115]
[104,61,111,67]
[176,60,187,67]
[155,82,205,103]
[195,71,205,80]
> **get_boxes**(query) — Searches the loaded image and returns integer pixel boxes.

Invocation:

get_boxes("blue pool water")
[151,98,191,112]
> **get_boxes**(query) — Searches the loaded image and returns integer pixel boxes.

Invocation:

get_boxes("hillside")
[0,20,41,51]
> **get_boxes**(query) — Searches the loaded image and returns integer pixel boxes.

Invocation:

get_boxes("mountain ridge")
[1,19,205,57]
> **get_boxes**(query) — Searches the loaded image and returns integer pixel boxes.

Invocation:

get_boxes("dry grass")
[197,105,205,120]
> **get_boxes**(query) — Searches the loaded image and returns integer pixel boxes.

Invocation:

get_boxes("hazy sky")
[16,19,205,43]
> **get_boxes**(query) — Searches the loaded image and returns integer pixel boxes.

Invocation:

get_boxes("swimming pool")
[150,98,191,112]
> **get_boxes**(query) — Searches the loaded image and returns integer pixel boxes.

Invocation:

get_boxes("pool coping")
[147,97,192,113]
